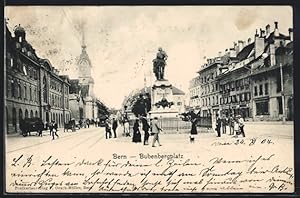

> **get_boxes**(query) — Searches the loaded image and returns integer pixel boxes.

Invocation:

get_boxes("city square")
[4,6,294,193]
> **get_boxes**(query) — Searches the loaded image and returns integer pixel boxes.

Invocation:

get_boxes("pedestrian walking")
[237,115,246,137]
[215,114,222,137]
[132,118,142,143]
[49,120,59,140]
[151,117,163,147]
[105,120,112,139]
[190,118,198,143]
[221,115,228,134]
[228,114,234,135]
[124,119,130,137]
[86,119,90,128]
[141,116,150,145]
[112,118,118,138]
[233,116,240,136]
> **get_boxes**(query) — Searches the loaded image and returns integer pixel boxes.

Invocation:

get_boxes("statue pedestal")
[149,79,178,118]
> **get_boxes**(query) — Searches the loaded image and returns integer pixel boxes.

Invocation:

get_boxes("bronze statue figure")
[153,47,168,80]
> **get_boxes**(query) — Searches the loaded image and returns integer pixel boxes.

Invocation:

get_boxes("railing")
[128,117,213,134]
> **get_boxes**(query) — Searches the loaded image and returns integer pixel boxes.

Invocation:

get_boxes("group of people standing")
[132,116,163,147]
[215,114,245,137]
[106,116,163,147]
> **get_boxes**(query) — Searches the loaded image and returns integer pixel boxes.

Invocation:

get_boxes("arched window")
[30,110,33,118]
[25,109,28,118]
[19,109,23,122]
[29,87,32,101]
[18,83,22,99]
[35,110,38,117]
[51,95,54,106]
[11,80,15,98]
[13,108,17,132]
[24,85,27,100]
[43,76,47,103]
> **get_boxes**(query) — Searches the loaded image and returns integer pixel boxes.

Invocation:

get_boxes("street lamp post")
[280,63,286,123]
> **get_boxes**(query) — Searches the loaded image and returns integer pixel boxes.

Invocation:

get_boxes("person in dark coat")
[49,120,59,140]
[190,118,198,143]
[132,119,141,143]
[112,118,118,138]
[105,120,112,139]
[141,116,150,145]
[228,114,234,135]
[215,114,222,137]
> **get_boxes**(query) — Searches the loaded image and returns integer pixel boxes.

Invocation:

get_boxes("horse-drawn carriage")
[64,119,80,132]
[19,117,44,137]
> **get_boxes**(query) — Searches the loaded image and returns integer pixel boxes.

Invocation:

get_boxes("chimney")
[261,30,266,38]
[255,30,265,58]
[229,48,236,57]
[288,28,293,41]
[255,29,259,37]
[266,24,270,37]
[234,42,240,54]
[274,21,279,36]
[248,38,252,44]
[238,40,244,51]
[270,43,276,66]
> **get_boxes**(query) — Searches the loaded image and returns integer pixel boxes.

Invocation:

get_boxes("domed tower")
[13,24,26,42]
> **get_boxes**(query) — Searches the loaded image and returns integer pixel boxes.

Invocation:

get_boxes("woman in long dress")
[132,119,142,143]
[190,118,198,143]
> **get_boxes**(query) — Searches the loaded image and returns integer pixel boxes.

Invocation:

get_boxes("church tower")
[77,29,94,97]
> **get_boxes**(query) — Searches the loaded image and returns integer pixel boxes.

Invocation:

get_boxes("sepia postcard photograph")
[4,5,294,194]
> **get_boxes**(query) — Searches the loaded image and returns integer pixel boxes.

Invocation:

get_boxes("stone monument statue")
[152,47,168,80]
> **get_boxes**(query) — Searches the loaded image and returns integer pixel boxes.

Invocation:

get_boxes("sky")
[5,6,293,109]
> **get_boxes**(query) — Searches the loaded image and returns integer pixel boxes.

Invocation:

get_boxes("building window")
[19,36,22,43]
[265,83,269,95]
[276,71,281,93]
[232,95,236,103]
[24,85,27,100]
[25,109,28,118]
[11,81,15,98]
[18,84,22,99]
[177,102,182,106]
[254,86,258,96]
[10,58,14,67]
[277,97,283,114]
[43,76,47,103]
[256,101,269,115]
[29,87,32,101]
[51,95,54,106]
[216,96,218,104]
[241,93,245,101]
[259,84,263,95]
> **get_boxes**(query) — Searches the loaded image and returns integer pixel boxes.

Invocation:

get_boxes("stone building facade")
[5,24,71,134]
[189,22,293,121]
[190,56,223,117]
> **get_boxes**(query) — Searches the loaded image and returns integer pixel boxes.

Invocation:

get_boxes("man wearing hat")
[237,115,245,137]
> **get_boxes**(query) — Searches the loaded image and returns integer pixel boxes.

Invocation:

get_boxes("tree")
[131,93,151,117]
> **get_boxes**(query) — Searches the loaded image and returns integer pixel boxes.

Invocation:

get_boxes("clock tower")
[77,30,94,97]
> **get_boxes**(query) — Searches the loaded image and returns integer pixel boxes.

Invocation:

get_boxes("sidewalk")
[244,120,294,125]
